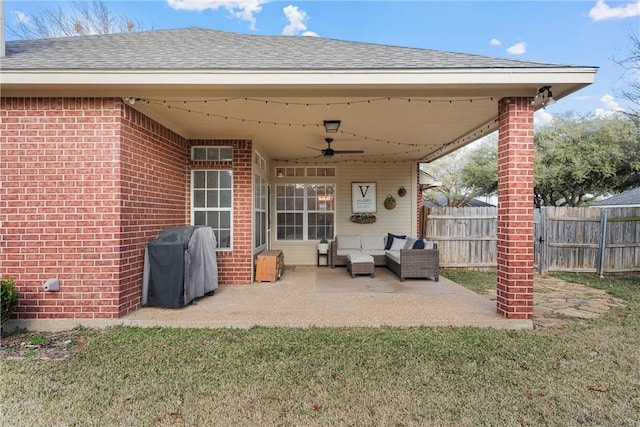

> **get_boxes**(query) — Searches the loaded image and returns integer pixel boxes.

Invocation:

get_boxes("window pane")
[193,171,206,188]
[192,147,206,161]
[207,211,219,227]
[220,170,232,188]
[207,171,218,187]
[307,197,317,210]
[220,211,231,228]
[194,190,205,208]
[220,190,232,208]
[194,211,206,225]
[219,230,231,248]
[207,147,219,160]
[220,147,233,160]
[207,190,218,207]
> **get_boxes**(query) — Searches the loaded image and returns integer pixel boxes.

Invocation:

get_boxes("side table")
[317,250,329,267]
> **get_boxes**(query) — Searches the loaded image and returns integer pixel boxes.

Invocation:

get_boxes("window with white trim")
[191,146,233,161]
[275,184,335,241]
[191,170,233,249]
[254,173,268,250]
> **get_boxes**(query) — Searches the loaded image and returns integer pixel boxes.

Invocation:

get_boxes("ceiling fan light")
[323,120,341,133]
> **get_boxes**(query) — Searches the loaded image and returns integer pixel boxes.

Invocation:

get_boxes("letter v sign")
[358,185,370,198]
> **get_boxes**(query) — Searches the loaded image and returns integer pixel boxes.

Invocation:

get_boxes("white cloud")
[506,42,526,55]
[166,0,269,29]
[490,38,501,46]
[589,0,640,21]
[282,5,308,36]
[301,31,319,37]
[10,10,31,24]
[534,109,554,127]
[595,93,624,117]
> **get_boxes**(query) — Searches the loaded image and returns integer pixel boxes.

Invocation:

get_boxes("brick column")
[496,97,535,319]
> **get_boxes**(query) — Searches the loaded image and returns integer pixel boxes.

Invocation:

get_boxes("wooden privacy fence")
[422,206,640,274]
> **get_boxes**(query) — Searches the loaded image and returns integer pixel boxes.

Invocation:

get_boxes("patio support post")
[496,97,535,319]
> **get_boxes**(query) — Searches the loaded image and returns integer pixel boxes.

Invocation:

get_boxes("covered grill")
[142,226,218,308]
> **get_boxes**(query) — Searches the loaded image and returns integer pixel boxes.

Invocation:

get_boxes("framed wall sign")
[352,182,377,213]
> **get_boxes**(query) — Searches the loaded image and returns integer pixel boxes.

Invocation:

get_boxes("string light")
[139,96,497,108]
[130,96,502,162]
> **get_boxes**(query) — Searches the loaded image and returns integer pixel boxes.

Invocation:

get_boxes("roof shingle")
[2,27,577,71]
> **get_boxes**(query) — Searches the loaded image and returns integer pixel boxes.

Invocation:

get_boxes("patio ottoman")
[346,253,375,278]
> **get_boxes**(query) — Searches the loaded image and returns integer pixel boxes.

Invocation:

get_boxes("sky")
[4,0,640,125]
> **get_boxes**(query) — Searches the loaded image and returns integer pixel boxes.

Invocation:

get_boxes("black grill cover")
[143,226,218,308]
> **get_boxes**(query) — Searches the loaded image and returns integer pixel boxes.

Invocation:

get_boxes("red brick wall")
[1,98,123,319]
[496,97,535,319]
[1,97,255,320]
[188,140,254,285]
[118,106,189,316]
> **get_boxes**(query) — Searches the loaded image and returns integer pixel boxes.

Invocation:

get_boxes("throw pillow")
[404,237,417,249]
[412,238,425,249]
[390,237,407,251]
[384,233,407,250]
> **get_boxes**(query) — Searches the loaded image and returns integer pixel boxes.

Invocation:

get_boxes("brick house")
[0,28,596,322]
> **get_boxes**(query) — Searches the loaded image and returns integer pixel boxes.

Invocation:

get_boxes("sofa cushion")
[390,237,407,251]
[360,235,385,250]
[384,233,406,250]
[337,249,362,257]
[422,239,435,250]
[338,235,361,250]
[362,249,386,257]
[385,250,401,263]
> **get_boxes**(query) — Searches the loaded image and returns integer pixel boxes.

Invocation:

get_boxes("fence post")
[538,207,549,274]
[597,208,608,277]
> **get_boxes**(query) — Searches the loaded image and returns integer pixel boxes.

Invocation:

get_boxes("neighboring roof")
[2,27,581,71]
[592,187,640,207]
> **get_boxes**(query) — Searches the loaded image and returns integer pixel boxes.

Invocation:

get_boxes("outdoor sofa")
[330,234,439,281]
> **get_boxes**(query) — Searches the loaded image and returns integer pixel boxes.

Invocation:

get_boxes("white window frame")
[191,169,233,250]
[254,172,268,252]
[191,146,233,161]
[275,183,335,241]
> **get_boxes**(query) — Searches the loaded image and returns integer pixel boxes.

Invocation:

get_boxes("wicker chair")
[386,244,439,282]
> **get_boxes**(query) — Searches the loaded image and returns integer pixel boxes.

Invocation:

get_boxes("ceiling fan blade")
[307,146,323,152]
[334,150,365,154]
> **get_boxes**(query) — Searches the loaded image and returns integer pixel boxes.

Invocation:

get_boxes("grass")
[1,274,639,426]
[441,269,497,294]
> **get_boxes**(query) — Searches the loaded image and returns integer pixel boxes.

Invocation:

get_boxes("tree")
[534,114,639,207]
[7,0,140,40]
[459,114,640,207]
[614,33,640,122]
[460,134,498,197]
[422,139,496,207]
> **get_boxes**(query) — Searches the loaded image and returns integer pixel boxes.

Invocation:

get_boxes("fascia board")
[0,67,597,87]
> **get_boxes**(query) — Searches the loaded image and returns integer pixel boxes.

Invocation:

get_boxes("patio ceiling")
[125,79,592,163]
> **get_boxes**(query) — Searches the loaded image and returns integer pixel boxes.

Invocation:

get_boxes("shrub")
[1,278,19,324]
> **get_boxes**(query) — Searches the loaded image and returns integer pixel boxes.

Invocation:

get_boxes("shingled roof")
[2,27,575,71]
[592,187,640,207]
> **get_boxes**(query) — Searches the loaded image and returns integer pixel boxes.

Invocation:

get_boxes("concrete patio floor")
[120,265,533,330]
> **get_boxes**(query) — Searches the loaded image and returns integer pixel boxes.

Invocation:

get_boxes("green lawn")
[2,273,639,426]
